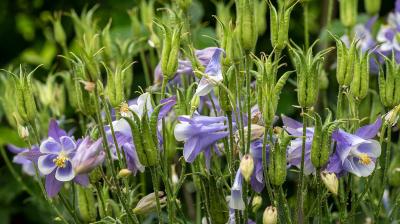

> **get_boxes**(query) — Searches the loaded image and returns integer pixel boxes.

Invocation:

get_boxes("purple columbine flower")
[153,47,221,86]
[249,138,270,193]
[327,118,382,177]
[174,114,228,168]
[195,48,224,96]
[229,170,245,210]
[72,137,105,175]
[7,144,40,176]
[282,115,316,175]
[37,119,88,197]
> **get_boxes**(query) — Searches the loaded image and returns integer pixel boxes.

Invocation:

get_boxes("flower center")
[53,152,68,168]
[358,153,372,165]
[120,102,130,115]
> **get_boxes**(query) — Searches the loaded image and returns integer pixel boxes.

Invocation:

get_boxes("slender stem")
[59,192,81,224]
[375,124,391,219]
[303,2,310,49]
[227,112,235,183]
[297,108,307,224]
[150,167,163,224]
[279,186,292,224]
[337,87,343,119]
[140,50,151,87]
[161,77,168,99]
[262,126,274,201]
[245,54,251,155]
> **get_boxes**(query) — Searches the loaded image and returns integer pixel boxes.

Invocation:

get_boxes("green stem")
[262,126,274,202]
[150,167,163,224]
[140,50,151,87]
[297,108,307,224]
[279,186,292,224]
[245,54,251,155]
[337,87,343,119]
[303,2,310,49]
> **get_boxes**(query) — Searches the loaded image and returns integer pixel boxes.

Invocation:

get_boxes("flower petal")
[229,171,245,210]
[60,136,76,152]
[55,161,75,182]
[48,119,67,142]
[355,117,382,139]
[38,154,57,175]
[40,138,61,154]
[74,174,90,186]
[45,171,63,197]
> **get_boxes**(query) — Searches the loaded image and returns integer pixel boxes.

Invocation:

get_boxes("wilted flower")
[132,191,167,215]
[327,118,382,177]
[229,170,245,210]
[174,114,228,168]
[262,206,278,224]
[72,137,105,175]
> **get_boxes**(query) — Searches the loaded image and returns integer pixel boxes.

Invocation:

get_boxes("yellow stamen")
[53,152,68,168]
[358,153,372,165]
[120,102,129,115]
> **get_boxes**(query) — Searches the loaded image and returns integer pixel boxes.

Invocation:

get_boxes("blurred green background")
[0,0,394,223]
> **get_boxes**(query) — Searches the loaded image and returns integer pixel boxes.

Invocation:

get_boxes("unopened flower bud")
[263,206,278,224]
[117,169,132,178]
[18,125,29,140]
[340,0,358,28]
[240,154,254,182]
[320,171,338,195]
[236,0,258,52]
[384,105,400,127]
[171,164,179,185]
[364,0,381,15]
[244,124,265,141]
[133,191,167,215]
[251,195,262,212]
[81,81,95,92]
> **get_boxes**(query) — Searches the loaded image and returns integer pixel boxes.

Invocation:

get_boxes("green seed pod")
[52,13,66,47]
[256,0,267,36]
[101,20,113,62]
[77,185,97,222]
[290,42,330,108]
[123,115,149,166]
[334,37,348,86]
[160,24,182,80]
[269,1,296,51]
[379,55,400,108]
[141,110,158,166]
[350,51,370,100]
[177,0,192,12]
[311,113,323,168]
[219,65,235,112]
[388,154,400,187]
[340,0,358,28]
[215,1,233,39]
[140,0,155,30]
[364,0,381,15]
[268,131,289,186]
[13,66,39,123]
[344,42,357,86]
[104,63,130,108]
[236,0,258,52]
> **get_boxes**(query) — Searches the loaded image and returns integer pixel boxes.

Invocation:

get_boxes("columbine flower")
[195,48,224,96]
[282,115,316,175]
[37,119,88,197]
[174,114,228,168]
[229,170,245,210]
[327,118,382,177]
[7,144,40,176]
[119,92,153,118]
[153,47,221,85]
[72,137,105,175]
[249,139,270,193]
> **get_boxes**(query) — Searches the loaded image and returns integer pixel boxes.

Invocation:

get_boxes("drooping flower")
[249,138,270,193]
[72,137,105,175]
[174,114,228,167]
[195,48,224,96]
[229,170,245,210]
[327,118,382,177]
[37,119,89,197]
[282,115,316,175]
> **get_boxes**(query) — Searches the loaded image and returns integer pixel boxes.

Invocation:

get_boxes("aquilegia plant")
[2,0,400,223]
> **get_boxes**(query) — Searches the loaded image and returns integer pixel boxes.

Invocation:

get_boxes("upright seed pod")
[141,109,158,166]
[339,0,358,28]
[350,50,370,100]
[310,113,323,168]
[236,0,258,52]
[269,0,296,51]
[268,130,289,186]
[123,115,149,166]
[364,0,381,15]
[77,185,97,222]
[379,54,400,108]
